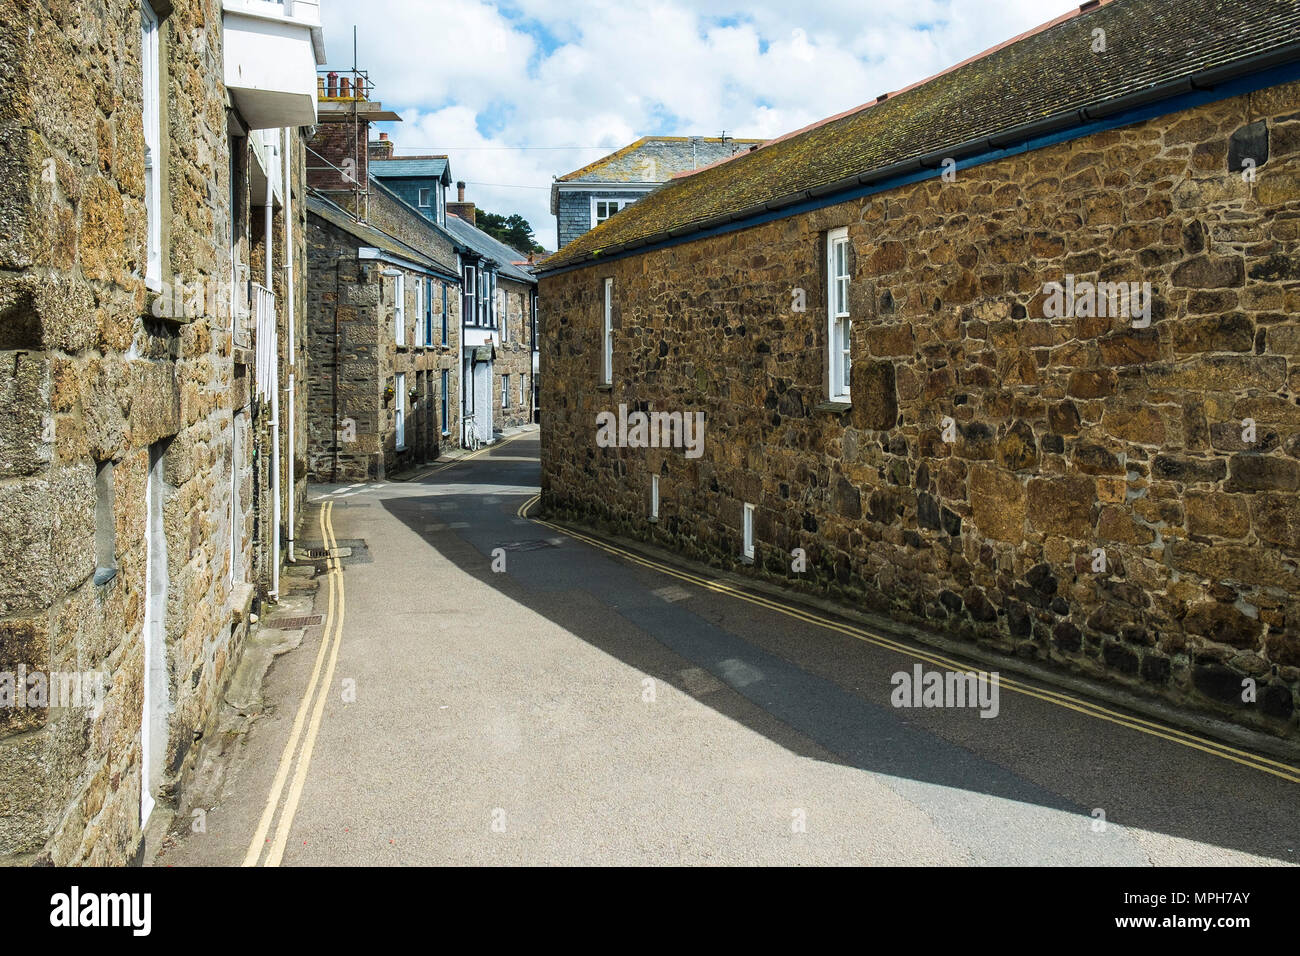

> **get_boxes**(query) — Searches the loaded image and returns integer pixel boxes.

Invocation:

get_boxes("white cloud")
[321,0,1076,249]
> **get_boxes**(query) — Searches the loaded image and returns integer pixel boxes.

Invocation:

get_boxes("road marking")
[264,495,348,866]
[517,494,1300,785]
[242,501,340,866]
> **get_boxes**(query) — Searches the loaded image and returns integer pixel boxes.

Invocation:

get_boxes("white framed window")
[502,290,509,343]
[141,2,162,290]
[441,281,449,345]
[395,372,406,449]
[478,268,490,326]
[418,187,432,207]
[592,198,634,228]
[394,272,406,345]
[415,277,424,344]
[601,277,613,385]
[424,277,434,346]
[463,264,476,323]
[489,271,498,329]
[826,227,851,402]
[651,475,659,520]
[742,502,755,560]
[519,375,525,407]
[501,374,510,409]
[436,184,445,225]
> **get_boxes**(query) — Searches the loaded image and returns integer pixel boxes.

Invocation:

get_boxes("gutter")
[357,247,460,284]
[538,47,1300,279]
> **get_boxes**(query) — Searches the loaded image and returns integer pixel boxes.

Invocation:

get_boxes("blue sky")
[321,0,1075,251]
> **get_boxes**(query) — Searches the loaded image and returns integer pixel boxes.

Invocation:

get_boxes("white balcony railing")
[253,283,277,402]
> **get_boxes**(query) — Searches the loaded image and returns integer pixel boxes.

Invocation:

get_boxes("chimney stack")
[448,181,476,226]
[368,130,394,161]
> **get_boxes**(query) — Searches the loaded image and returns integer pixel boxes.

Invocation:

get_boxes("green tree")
[477,211,546,255]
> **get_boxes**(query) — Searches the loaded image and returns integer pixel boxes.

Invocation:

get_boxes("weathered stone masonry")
[304,197,462,483]
[540,80,1300,738]
[0,0,311,863]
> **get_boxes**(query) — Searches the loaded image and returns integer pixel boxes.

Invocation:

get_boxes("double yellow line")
[243,500,348,866]
[518,493,1300,784]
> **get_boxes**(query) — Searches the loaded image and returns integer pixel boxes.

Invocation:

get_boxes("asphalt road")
[156,430,1300,866]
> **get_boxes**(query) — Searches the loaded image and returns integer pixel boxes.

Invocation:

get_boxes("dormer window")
[418,188,431,208]
[592,198,634,228]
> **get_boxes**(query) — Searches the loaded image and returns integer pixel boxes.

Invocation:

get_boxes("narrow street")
[156,431,1299,867]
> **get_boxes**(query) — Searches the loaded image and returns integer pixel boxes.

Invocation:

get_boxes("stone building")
[365,145,539,447]
[440,187,539,444]
[537,0,1300,738]
[551,136,764,250]
[0,0,323,863]
[304,87,465,481]
[303,190,462,481]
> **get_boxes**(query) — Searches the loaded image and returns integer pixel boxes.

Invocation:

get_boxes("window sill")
[814,400,852,413]
[596,383,613,392]
[741,554,755,566]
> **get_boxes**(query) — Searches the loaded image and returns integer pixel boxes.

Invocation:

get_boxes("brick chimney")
[307,113,372,205]
[447,180,476,227]
[368,131,394,162]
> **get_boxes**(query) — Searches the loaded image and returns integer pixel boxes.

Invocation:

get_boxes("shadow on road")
[366,434,1299,864]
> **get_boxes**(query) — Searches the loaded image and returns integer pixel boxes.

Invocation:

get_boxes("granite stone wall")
[540,79,1300,738]
[305,211,461,483]
[0,0,312,862]
[495,279,537,430]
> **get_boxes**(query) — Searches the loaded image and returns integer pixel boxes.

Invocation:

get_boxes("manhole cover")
[499,539,560,552]
[264,615,323,629]
[303,547,353,559]
[297,539,372,565]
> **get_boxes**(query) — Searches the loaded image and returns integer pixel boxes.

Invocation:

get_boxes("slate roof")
[307,195,460,278]
[541,0,1300,273]
[556,136,767,183]
[444,214,538,285]
[370,157,452,184]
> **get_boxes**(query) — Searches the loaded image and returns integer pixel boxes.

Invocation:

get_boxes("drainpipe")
[266,163,281,601]
[283,127,296,565]
[456,252,464,449]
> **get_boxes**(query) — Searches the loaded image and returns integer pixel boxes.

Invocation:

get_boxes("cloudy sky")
[321,0,1075,251]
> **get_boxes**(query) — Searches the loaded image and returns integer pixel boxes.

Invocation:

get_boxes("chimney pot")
[326,71,338,97]
[457,180,466,202]
[379,132,388,141]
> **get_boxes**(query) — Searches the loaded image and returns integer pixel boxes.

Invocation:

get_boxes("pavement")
[153,428,1300,866]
